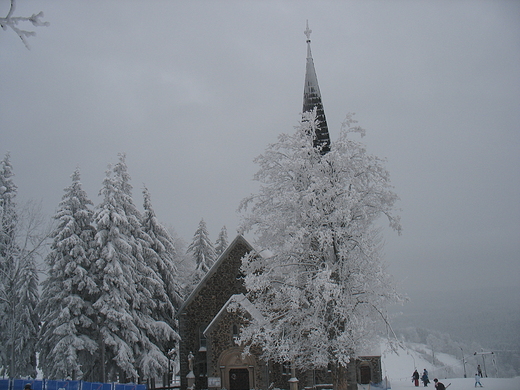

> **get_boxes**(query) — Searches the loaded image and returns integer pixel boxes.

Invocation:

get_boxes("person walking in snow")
[433,378,445,390]
[477,364,483,378]
[421,369,430,387]
[412,370,420,386]
[475,373,483,387]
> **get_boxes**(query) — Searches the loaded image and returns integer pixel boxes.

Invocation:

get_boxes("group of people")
[412,369,430,387]
[412,365,484,388]
[412,369,445,389]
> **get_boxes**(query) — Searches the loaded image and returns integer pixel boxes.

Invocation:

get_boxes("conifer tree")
[93,158,141,381]
[38,168,98,380]
[140,187,181,378]
[142,187,182,311]
[0,153,18,375]
[187,219,215,274]
[93,154,177,381]
[214,226,228,258]
[14,249,40,377]
[0,153,40,378]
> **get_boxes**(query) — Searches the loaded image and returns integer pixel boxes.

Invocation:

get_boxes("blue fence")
[0,381,145,390]
[114,384,146,390]
[81,383,112,390]
[13,380,44,390]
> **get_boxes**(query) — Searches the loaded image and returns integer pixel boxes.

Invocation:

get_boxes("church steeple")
[302,21,330,154]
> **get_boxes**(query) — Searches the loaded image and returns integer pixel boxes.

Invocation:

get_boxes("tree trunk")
[9,299,16,378]
[332,363,349,390]
[332,363,357,390]
[100,336,106,383]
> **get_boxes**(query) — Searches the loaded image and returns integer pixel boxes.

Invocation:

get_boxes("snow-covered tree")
[214,226,228,258]
[0,153,43,378]
[92,157,142,381]
[142,187,182,311]
[187,219,215,274]
[0,153,17,262]
[238,110,402,390]
[92,154,177,382]
[38,168,98,380]
[140,186,181,378]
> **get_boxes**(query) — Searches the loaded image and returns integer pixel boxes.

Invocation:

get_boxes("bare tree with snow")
[238,110,402,390]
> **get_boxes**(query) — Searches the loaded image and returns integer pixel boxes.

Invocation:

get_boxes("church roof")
[203,293,264,337]
[303,21,330,154]
[177,235,254,315]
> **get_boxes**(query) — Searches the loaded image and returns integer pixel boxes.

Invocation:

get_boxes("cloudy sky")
[2,1,519,297]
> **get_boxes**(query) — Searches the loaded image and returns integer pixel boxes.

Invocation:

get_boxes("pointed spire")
[303,21,330,154]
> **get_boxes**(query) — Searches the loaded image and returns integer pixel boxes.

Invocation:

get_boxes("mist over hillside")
[388,285,520,377]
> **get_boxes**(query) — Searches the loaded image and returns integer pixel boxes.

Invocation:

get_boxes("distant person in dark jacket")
[433,378,445,390]
[421,369,430,387]
[413,370,420,386]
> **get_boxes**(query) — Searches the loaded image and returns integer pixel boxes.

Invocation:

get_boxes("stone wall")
[179,239,250,390]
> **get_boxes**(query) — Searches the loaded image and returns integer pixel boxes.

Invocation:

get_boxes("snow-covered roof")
[204,293,264,336]
[358,343,381,357]
[177,235,254,315]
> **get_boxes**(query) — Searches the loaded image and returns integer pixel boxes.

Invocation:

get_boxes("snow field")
[378,342,518,390]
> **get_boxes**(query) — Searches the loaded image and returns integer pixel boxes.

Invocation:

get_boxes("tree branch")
[0,0,49,49]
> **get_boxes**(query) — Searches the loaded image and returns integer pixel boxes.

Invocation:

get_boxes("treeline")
[0,153,228,383]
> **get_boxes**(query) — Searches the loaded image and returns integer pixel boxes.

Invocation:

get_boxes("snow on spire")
[302,21,330,154]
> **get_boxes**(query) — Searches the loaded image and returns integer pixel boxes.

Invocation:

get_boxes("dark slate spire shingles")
[303,21,331,154]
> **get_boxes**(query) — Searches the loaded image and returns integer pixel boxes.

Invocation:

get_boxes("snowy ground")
[363,377,520,390]
[375,342,519,390]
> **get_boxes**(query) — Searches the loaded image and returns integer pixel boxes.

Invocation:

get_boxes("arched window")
[199,325,207,351]
[232,324,239,343]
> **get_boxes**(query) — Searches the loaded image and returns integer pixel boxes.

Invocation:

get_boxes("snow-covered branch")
[238,112,403,386]
[0,0,49,49]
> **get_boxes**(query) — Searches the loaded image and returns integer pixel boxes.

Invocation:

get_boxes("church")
[177,26,382,390]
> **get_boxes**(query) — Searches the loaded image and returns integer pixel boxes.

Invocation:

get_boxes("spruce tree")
[93,158,141,381]
[0,153,40,378]
[142,187,182,311]
[214,226,228,258]
[38,168,98,380]
[138,187,180,378]
[0,153,18,375]
[93,154,177,381]
[187,219,215,274]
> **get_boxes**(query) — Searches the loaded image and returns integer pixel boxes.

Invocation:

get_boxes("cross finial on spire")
[304,20,312,42]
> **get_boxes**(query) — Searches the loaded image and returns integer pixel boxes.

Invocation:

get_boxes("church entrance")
[218,347,257,390]
[229,368,249,390]
[359,364,371,384]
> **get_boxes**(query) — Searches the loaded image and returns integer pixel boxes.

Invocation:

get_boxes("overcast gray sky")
[2,1,519,296]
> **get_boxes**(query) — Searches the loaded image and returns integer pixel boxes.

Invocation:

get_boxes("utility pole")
[460,347,467,378]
